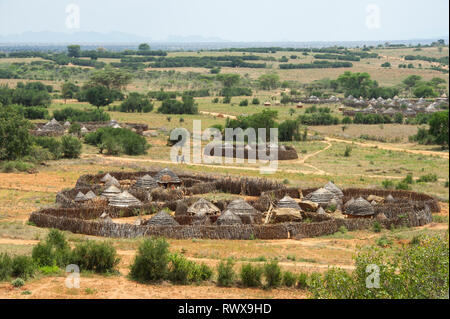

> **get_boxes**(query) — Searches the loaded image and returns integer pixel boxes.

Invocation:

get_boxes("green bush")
[239,99,249,107]
[264,260,282,288]
[297,272,309,289]
[252,98,260,105]
[344,146,352,157]
[61,135,82,158]
[309,234,449,299]
[282,271,297,287]
[129,238,170,283]
[168,254,212,284]
[240,263,263,287]
[217,259,236,287]
[395,181,411,190]
[53,107,110,122]
[11,256,35,279]
[11,278,25,288]
[376,235,393,247]
[32,229,71,267]
[70,241,119,273]
[85,127,149,156]
[381,179,395,189]
[417,174,438,183]
[0,253,13,281]
[372,221,382,233]
[39,265,61,275]
[1,161,34,173]
[34,137,63,159]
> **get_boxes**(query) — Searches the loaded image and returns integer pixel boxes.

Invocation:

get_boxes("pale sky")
[0,0,448,42]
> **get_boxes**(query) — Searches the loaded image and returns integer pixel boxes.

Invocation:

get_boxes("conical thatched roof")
[277,196,301,210]
[101,173,112,183]
[386,194,395,203]
[324,182,344,199]
[216,210,242,226]
[64,121,71,127]
[317,207,326,215]
[134,174,159,190]
[84,191,97,201]
[226,199,261,224]
[147,211,179,226]
[109,191,142,207]
[155,168,181,184]
[344,197,355,208]
[102,185,122,199]
[74,191,86,202]
[105,176,120,188]
[187,198,220,217]
[304,188,336,206]
[345,197,375,217]
[43,118,63,131]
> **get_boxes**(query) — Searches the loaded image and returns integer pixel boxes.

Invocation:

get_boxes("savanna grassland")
[0,42,448,298]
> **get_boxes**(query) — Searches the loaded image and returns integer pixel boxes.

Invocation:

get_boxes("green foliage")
[297,112,340,126]
[258,73,280,90]
[217,259,236,287]
[84,127,149,156]
[61,135,82,158]
[413,85,437,98]
[338,226,348,234]
[11,278,25,288]
[0,106,33,161]
[279,119,300,142]
[34,137,63,159]
[129,238,170,283]
[168,254,212,284]
[264,260,282,288]
[372,221,382,233]
[239,99,248,107]
[1,161,34,173]
[252,98,260,105]
[344,146,352,157]
[157,95,198,114]
[282,271,297,287]
[309,234,449,299]
[0,253,13,281]
[417,174,438,183]
[11,256,35,279]
[240,263,263,287]
[376,235,393,247]
[53,107,110,122]
[70,241,119,274]
[428,111,449,147]
[68,123,81,136]
[120,92,153,113]
[297,272,309,289]
[395,181,411,190]
[85,85,114,108]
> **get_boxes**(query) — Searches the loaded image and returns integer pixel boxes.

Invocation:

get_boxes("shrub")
[61,135,82,158]
[53,107,110,122]
[376,235,393,247]
[372,221,382,233]
[68,123,81,136]
[344,146,352,157]
[252,98,260,105]
[282,271,297,287]
[168,254,212,284]
[129,238,170,283]
[217,259,236,287]
[0,253,13,281]
[70,241,119,273]
[239,99,249,107]
[39,265,61,275]
[11,256,35,279]
[32,229,71,267]
[381,179,395,189]
[403,174,414,184]
[11,278,25,288]
[34,137,63,160]
[395,181,411,190]
[85,127,148,156]
[264,260,282,288]
[240,263,263,287]
[417,174,438,183]
[297,272,309,289]
[338,226,348,234]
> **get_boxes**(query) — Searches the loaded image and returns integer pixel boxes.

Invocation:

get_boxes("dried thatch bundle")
[304,188,336,206]
[345,197,375,217]
[155,168,181,184]
[134,174,158,190]
[298,200,319,212]
[271,208,302,223]
[277,196,301,210]
[376,213,387,221]
[109,191,142,208]
[216,210,242,226]
[226,199,261,224]
[187,198,220,217]
[105,176,120,188]
[102,185,121,200]
[147,211,179,226]
[101,173,113,183]
[324,182,344,199]
[74,191,86,202]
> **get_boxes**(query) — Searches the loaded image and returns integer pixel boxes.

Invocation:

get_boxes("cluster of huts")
[342,95,448,118]
[32,119,148,137]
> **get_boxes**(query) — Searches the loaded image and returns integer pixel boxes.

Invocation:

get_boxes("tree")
[216,74,240,88]
[258,73,280,90]
[67,45,81,58]
[61,82,79,103]
[138,43,151,51]
[0,106,33,160]
[413,85,437,98]
[394,113,404,124]
[337,72,374,98]
[120,93,153,113]
[89,67,133,91]
[428,111,449,147]
[85,86,114,109]
[61,135,82,158]
[403,75,422,88]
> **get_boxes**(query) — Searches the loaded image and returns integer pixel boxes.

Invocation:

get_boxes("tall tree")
[67,45,81,58]
[85,86,114,109]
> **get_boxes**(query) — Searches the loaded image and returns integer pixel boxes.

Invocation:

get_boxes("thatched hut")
[215,210,242,226]
[109,191,142,208]
[187,198,220,217]
[100,173,113,183]
[84,191,97,201]
[317,207,326,215]
[277,196,301,210]
[42,118,64,132]
[324,182,344,199]
[304,188,336,207]
[226,199,261,224]
[134,174,159,190]
[386,194,395,203]
[271,208,302,223]
[74,191,87,202]
[147,211,179,226]
[101,185,122,200]
[105,176,121,188]
[155,168,182,188]
[344,197,375,218]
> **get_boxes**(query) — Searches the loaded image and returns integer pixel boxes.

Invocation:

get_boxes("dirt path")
[200,111,237,120]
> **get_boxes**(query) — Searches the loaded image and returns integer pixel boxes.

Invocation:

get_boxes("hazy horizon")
[0,0,448,43]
